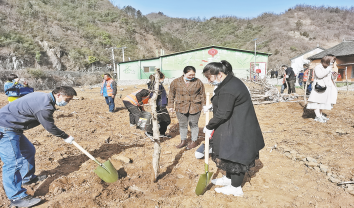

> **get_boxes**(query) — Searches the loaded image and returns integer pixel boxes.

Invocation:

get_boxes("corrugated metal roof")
[308,41,354,60]
[119,45,272,64]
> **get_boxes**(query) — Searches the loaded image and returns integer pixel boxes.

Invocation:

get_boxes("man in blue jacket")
[0,86,77,207]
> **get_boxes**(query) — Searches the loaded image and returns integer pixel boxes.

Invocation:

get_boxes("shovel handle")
[205,92,210,166]
[72,141,101,165]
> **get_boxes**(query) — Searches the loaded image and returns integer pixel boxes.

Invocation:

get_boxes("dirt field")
[0,83,353,208]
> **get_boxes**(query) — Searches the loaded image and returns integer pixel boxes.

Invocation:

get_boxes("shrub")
[27,68,45,79]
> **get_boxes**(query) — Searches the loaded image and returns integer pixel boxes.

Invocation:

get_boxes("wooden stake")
[151,70,161,182]
[346,66,348,95]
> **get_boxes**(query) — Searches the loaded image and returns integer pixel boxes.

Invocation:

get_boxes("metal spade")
[72,141,118,183]
[195,92,214,195]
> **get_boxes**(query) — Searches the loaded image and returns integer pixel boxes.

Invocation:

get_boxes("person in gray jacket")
[0,86,77,207]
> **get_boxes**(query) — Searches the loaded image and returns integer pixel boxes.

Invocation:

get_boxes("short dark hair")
[183,66,196,74]
[104,73,111,78]
[53,86,77,96]
[8,74,18,82]
[203,60,234,78]
[282,65,287,68]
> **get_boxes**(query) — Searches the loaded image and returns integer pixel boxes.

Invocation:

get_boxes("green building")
[117,46,271,80]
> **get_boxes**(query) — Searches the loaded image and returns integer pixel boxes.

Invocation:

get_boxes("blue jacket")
[4,81,25,97]
[0,92,69,139]
[147,82,168,107]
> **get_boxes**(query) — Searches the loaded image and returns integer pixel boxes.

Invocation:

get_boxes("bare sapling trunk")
[304,80,308,104]
[151,70,161,182]
[346,67,348,95]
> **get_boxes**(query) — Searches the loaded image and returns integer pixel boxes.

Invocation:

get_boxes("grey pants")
[176,111,201,142]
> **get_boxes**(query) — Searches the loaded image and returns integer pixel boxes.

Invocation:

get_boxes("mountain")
[146,5,354,69]
[0,0,188,71]
[1,1,353,71]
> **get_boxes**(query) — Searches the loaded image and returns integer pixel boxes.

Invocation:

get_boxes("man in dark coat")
[282,65,296,94]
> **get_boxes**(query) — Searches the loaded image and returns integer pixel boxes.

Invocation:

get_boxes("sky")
[111,0,353,19]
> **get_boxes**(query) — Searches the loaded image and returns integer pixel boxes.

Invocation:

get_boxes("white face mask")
[56,94,68,106]
[210,75,221,86]
[56,100,68,106]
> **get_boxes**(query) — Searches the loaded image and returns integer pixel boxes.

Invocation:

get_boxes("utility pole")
[106,47,118,73]
[253,38,258,80]
[117,46,127,62]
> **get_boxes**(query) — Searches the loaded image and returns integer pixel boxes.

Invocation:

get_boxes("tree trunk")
[304,80,308,104]
[150,70,161,182]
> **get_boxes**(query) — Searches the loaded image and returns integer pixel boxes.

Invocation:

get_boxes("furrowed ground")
[0,84,353,208]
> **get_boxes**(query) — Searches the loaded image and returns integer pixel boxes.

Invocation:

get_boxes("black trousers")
[226,172,245,187]
[123,101,142,125]
[287,80,296,94]
[146,106,171,135]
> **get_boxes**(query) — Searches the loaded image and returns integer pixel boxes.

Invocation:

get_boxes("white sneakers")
[212,175,244,196]
[211,175,231,186]
[314,116,326,123]
[314,115,329,123]
[215,185,244,196]
[321,115,329,121]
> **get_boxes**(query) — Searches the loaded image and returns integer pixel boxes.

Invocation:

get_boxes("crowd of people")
[0,55,338,206]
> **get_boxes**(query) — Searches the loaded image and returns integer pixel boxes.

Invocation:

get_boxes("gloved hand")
[64,136,74,144]
[203,126,214,139]
[202,104,213,113]
[138,101,143,106]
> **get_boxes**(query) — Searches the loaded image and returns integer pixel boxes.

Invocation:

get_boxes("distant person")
[307,54,338,123]
[303,64,314,95]
[202,60,264,196]
[282,65,296,94]
[0,86,77,207]
[122,88,151,127]
[298,70,304,87]
[4,74,31,103]
[100,73,117,113]
[280,70,287,94]
[168,66,206,150]
[145,70,171,138]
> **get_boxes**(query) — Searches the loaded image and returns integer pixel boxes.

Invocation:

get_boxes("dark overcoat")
[206,75,265,165]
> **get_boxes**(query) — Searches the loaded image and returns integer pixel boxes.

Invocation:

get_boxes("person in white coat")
[307,54,338,123]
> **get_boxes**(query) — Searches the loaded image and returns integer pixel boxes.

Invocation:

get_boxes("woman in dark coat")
[202,60,265,196]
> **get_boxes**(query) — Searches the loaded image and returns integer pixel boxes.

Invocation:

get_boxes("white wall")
[291,48,324,75]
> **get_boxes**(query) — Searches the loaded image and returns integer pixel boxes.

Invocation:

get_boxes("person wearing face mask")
[202,60,264,197]
[4,74,31,103]
[0,86,77,207]
[145,70,171,139]
[168,66,206,149]
[306,54,338,123]
[100,73,117,113]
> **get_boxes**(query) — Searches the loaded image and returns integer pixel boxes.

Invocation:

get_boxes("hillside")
[0,0,188,71]
[147,5,354,69]
[1,2,354,72]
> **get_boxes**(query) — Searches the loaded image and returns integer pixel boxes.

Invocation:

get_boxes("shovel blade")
[94,160,118,183]
[195,171,213,195]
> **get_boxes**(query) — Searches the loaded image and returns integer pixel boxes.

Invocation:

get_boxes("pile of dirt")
[0,84,353,207]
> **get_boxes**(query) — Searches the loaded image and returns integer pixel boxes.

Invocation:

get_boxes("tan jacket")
[168,76,206,114]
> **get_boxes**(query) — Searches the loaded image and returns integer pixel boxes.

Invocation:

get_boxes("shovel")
[72,141,118,183]
[195,92,214,195]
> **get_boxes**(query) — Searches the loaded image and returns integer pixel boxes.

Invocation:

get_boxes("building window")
[352,66,354,78]
[143,66,155,72]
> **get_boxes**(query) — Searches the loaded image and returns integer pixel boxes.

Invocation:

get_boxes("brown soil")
[0,84,353,208]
